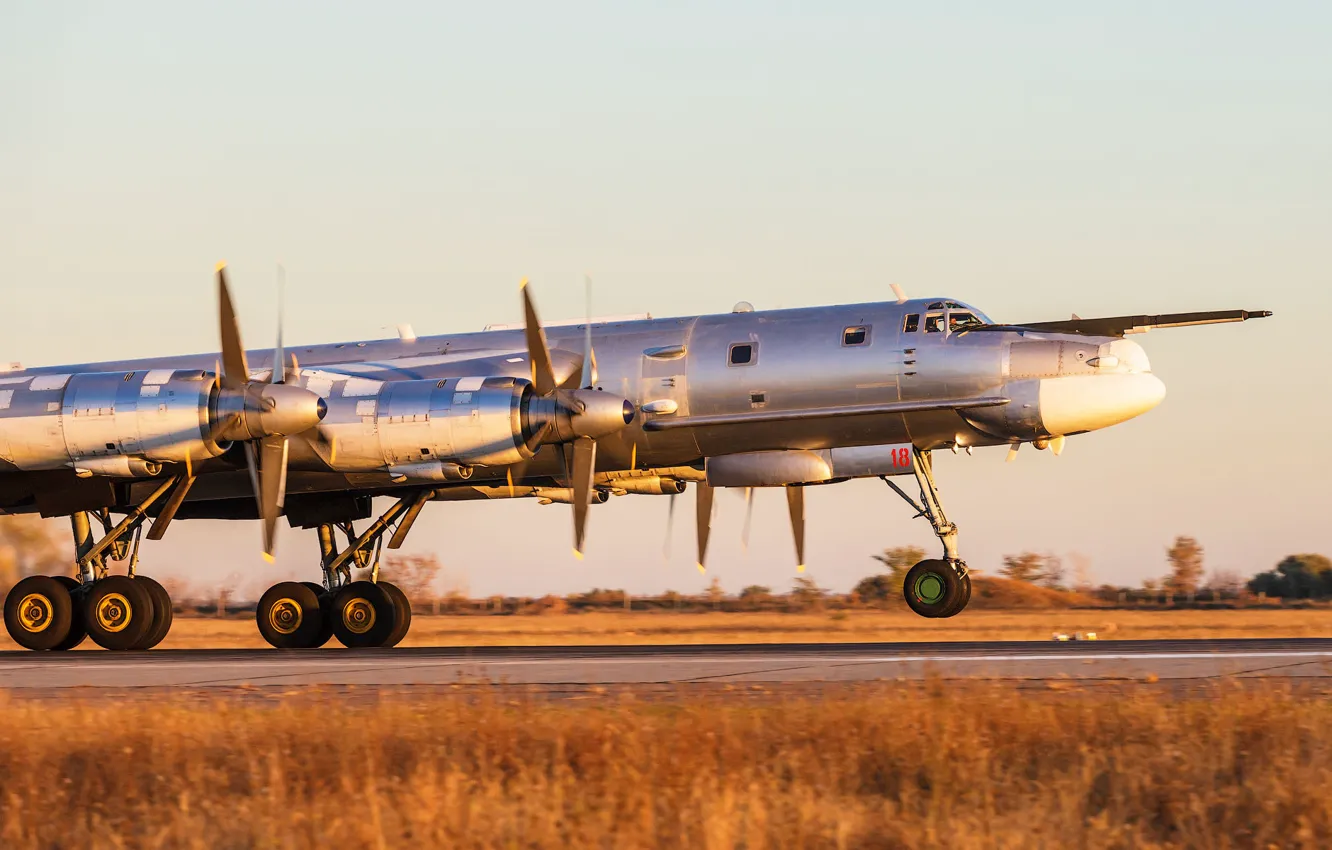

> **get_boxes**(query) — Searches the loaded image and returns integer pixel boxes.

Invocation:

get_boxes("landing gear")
[3,479,188,652]
[882,448,972,618]
[253,492,426,650]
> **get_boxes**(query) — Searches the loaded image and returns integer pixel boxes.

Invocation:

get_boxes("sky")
[1,2,1329,600]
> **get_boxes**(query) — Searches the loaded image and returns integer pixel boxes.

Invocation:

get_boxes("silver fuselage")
[0,297,1164,515]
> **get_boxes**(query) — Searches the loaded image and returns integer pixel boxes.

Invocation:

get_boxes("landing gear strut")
[253,491,426,649]
[882,448,971,618]
[3,476,186,652]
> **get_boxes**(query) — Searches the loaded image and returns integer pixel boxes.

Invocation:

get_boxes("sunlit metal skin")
[0,284,1268,649]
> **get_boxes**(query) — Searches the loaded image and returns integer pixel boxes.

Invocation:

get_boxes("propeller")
[740,487,754,553]
[518,279,635,557]
[786,485,806,573]
[695,479,714,573]
[663,487,679,558]
[213,263,327,561]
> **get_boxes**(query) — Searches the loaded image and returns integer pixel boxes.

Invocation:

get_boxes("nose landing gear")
[882,448,971,618]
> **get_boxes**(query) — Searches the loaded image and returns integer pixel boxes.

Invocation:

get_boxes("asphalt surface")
[1,639,1330,689]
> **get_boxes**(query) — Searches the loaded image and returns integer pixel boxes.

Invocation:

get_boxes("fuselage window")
[842,326,869,346]
[903,313,920,333]
[924,313,944,333]
[729,343,755,366]
[948,312,983,332]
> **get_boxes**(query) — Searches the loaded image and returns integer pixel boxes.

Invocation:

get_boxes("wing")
[966,309,1272,338]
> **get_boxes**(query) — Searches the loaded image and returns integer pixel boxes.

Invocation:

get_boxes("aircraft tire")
[257,582,325,649]
[903,559,963,619]
[4,575,75,651]
[379,581,412,648]
[84,575,155,651]
[300,582,335,648]
[134,576,174,650]
[937,572,972,618]
[330,581,395,649]
[51,576,88,651]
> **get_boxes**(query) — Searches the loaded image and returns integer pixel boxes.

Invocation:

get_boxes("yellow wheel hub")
[341,597,376,635]
[16,593,54,634]
[268,598,303,635]
[95,593,133,633]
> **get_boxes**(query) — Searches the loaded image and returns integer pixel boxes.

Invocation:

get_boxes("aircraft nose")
[1038,373,1166,436]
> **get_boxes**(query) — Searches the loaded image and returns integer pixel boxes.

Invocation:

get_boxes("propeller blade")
[520,279,558,396]
[258,435,289,561]
[786,485,806,572]
[570,437,597,558]
[741,487,754,554]
[273,263,286,384]
[1050,435,1066,457]
[1006,443,1021,463]
[663,489,678,558]
[695,479,714,573]
[580,274,595,389]
[216,263,249,390]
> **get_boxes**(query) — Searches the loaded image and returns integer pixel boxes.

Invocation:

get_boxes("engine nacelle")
[0,369,227,474]
[315,376,533,473]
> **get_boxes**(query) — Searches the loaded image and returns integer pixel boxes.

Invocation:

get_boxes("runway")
[2,638,1331,690]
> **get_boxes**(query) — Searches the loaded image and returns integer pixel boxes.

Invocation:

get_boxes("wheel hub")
[268,598,303,635]
[17,593,53,633]
[95,593,133,633]
[341,597,376,635]
[914,573,946,605]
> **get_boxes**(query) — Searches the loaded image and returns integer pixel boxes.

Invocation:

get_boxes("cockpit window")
[948,312,984,332]
[927,301,944,310]
[924,313,944,333]
[903,313,920,333]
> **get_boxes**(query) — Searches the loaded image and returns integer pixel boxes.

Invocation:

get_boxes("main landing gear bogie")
[254,498,425,650]
[4,573,175,652]
[254,579,411,650]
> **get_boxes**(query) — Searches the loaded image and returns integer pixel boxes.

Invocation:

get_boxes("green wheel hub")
[914,572,947,605]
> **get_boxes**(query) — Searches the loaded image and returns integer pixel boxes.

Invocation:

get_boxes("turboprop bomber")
[0,267,1269,651]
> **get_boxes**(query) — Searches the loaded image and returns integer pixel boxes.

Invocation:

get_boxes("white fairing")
[1038,340,1165,435]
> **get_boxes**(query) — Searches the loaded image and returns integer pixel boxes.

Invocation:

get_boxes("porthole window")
[728,343,755,366]
[842,326,870,346]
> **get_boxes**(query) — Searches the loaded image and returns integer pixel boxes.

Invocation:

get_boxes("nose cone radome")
[1038,373,1166,436]
[259,384,328,436]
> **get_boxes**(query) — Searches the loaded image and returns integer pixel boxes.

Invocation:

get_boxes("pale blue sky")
[1,2,1328,598]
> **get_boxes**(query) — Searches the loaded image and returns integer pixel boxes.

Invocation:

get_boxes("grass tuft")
[1,683,1329,848]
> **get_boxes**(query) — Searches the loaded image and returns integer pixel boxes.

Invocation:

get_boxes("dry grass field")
[1,681,1328,849]
[3,607,1328,651]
